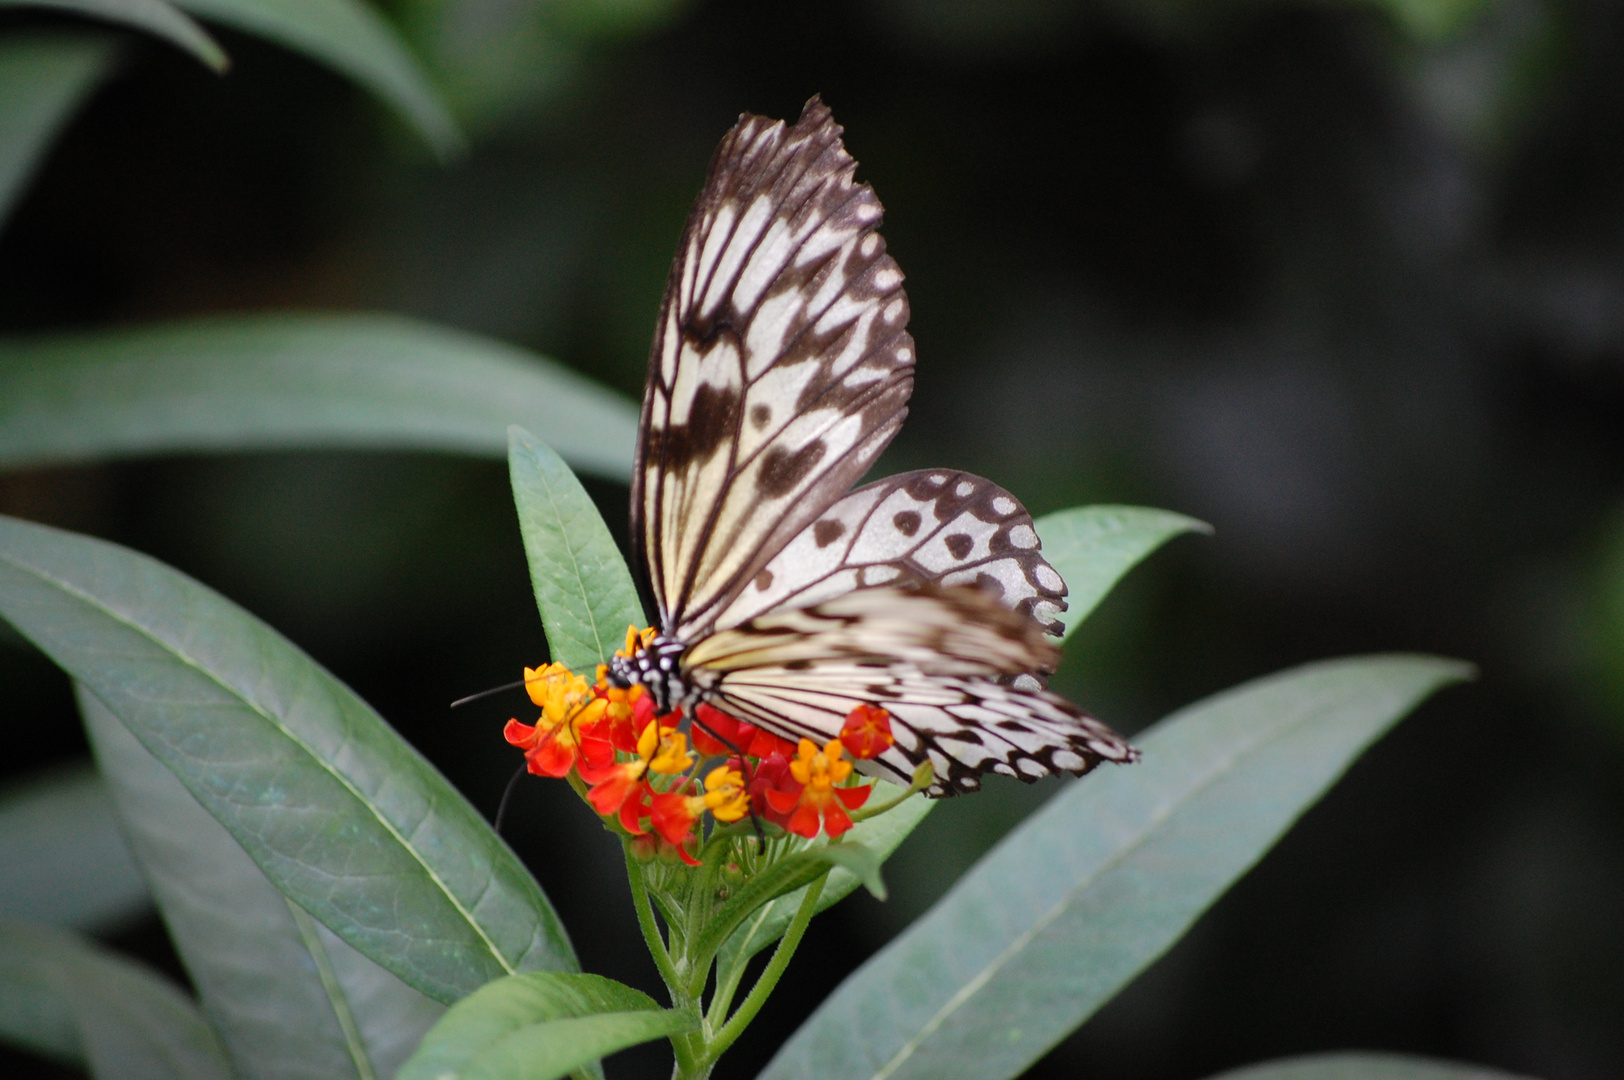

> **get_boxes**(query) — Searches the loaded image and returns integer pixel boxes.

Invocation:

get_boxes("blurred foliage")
[391,0,689,135]
[2,0,1624,1074]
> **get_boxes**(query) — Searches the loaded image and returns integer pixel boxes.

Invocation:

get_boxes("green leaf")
[399,972,695,1080]
[1204,1052,1537,1080]
[0,513,575,1004]
[762,654,1473,1080]
[0,0,227,70]
[0,921,80,1065]
[0,764,149,929]
[79,685,444,1080]
[0,30,119,228]
[719,783,932,969]
[1033,505,1210,643]
[0,313,639,480]
[509,426,645,674]
[172,0,462,157]
[807,841,886,900]
[0,917,231,1079]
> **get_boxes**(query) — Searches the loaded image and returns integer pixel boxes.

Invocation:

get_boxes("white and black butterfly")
[607,97,1136,796]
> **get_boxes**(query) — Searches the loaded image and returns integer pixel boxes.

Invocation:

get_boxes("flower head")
[503,663,608,777]
[840,704,894,760]
[766,738,872,839]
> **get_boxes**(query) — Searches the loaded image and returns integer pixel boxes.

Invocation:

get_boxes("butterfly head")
[607,634,690,714]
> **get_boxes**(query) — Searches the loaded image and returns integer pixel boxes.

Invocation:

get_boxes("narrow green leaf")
[0,0,227,70]
[764,654,1473,1080]
[1034,505,1211,643]
[400,972,692,1080]
[0,30,119,227]
[0,313,639,481]
[0,917,231,1080]
[79,686,444,1080]
[509,426,645,673]
[0,513,575,1004]
[462,1010,695,1080]
[808,842,886,901]
[719,784,932,968]
[0,764,149,930]
[170,0,462,157]
[1205,1052,1537,1080]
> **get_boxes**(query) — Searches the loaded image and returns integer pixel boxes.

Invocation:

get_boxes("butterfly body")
[622,97,1138,796]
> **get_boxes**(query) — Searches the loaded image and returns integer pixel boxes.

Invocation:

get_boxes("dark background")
[4,0,1624,1077]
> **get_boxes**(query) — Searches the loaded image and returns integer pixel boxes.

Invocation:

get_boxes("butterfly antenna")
[493,763,528,835]
[452,667,561,709]
[451,679,528,709]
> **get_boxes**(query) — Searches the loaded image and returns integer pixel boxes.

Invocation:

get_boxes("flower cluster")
[504,626,896,864]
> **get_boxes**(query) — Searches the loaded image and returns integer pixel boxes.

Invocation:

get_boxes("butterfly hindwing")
[684,585,1135,794]
[714,469,1069,637]
[634,97,916,639]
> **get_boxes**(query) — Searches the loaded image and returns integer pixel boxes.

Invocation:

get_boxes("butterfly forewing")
[635,98,916,639]
[714,469,1070,636]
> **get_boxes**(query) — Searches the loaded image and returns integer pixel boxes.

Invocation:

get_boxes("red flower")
[765,738,872,839]
[648,789,703,866]
[503,664,610,777]
[690,704,798,760]
[578,719,693,831]
[741,751,798,828]
[840,704,894,760]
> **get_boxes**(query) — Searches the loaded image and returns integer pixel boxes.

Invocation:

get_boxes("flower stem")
[700,871,827,1066]
[626,842,683,993]
[849,761,934,822]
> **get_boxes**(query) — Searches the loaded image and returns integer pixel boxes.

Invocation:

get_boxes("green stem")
[700,872,828,1066]
[848,761,934,822]
[705,902,776,1028]
[625,842,683,994]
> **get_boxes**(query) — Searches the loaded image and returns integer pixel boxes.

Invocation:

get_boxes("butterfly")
[607,97,1137,796]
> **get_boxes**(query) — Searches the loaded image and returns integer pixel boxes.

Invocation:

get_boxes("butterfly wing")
[684,585,1136,794]
[713,469,1069,640]
[634,96,916,640]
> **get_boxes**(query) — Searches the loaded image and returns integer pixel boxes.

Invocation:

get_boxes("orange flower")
[503,663,608,777]
[592,675,654,752]
[765,738,872,839]
[840,704,894,760]
[578,719,694,830]
[647,764,750,863]
[648,790,704,865]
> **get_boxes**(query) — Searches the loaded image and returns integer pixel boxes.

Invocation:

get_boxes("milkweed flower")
[690,704,798,760]
[648,764,752,864]
[766,738,872,839]
[840,704,894,760]
[503,663,609,777]
[578,718,696,829]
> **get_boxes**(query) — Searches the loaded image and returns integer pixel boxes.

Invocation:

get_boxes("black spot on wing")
[892,510,921,536]
[944,533,974,560]
[648,383,741,472]
[814,519,846,547]
[757,440,827,496]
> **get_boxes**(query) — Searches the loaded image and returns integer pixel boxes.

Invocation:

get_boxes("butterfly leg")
[691,713,768,849]
[493,762,528,835]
